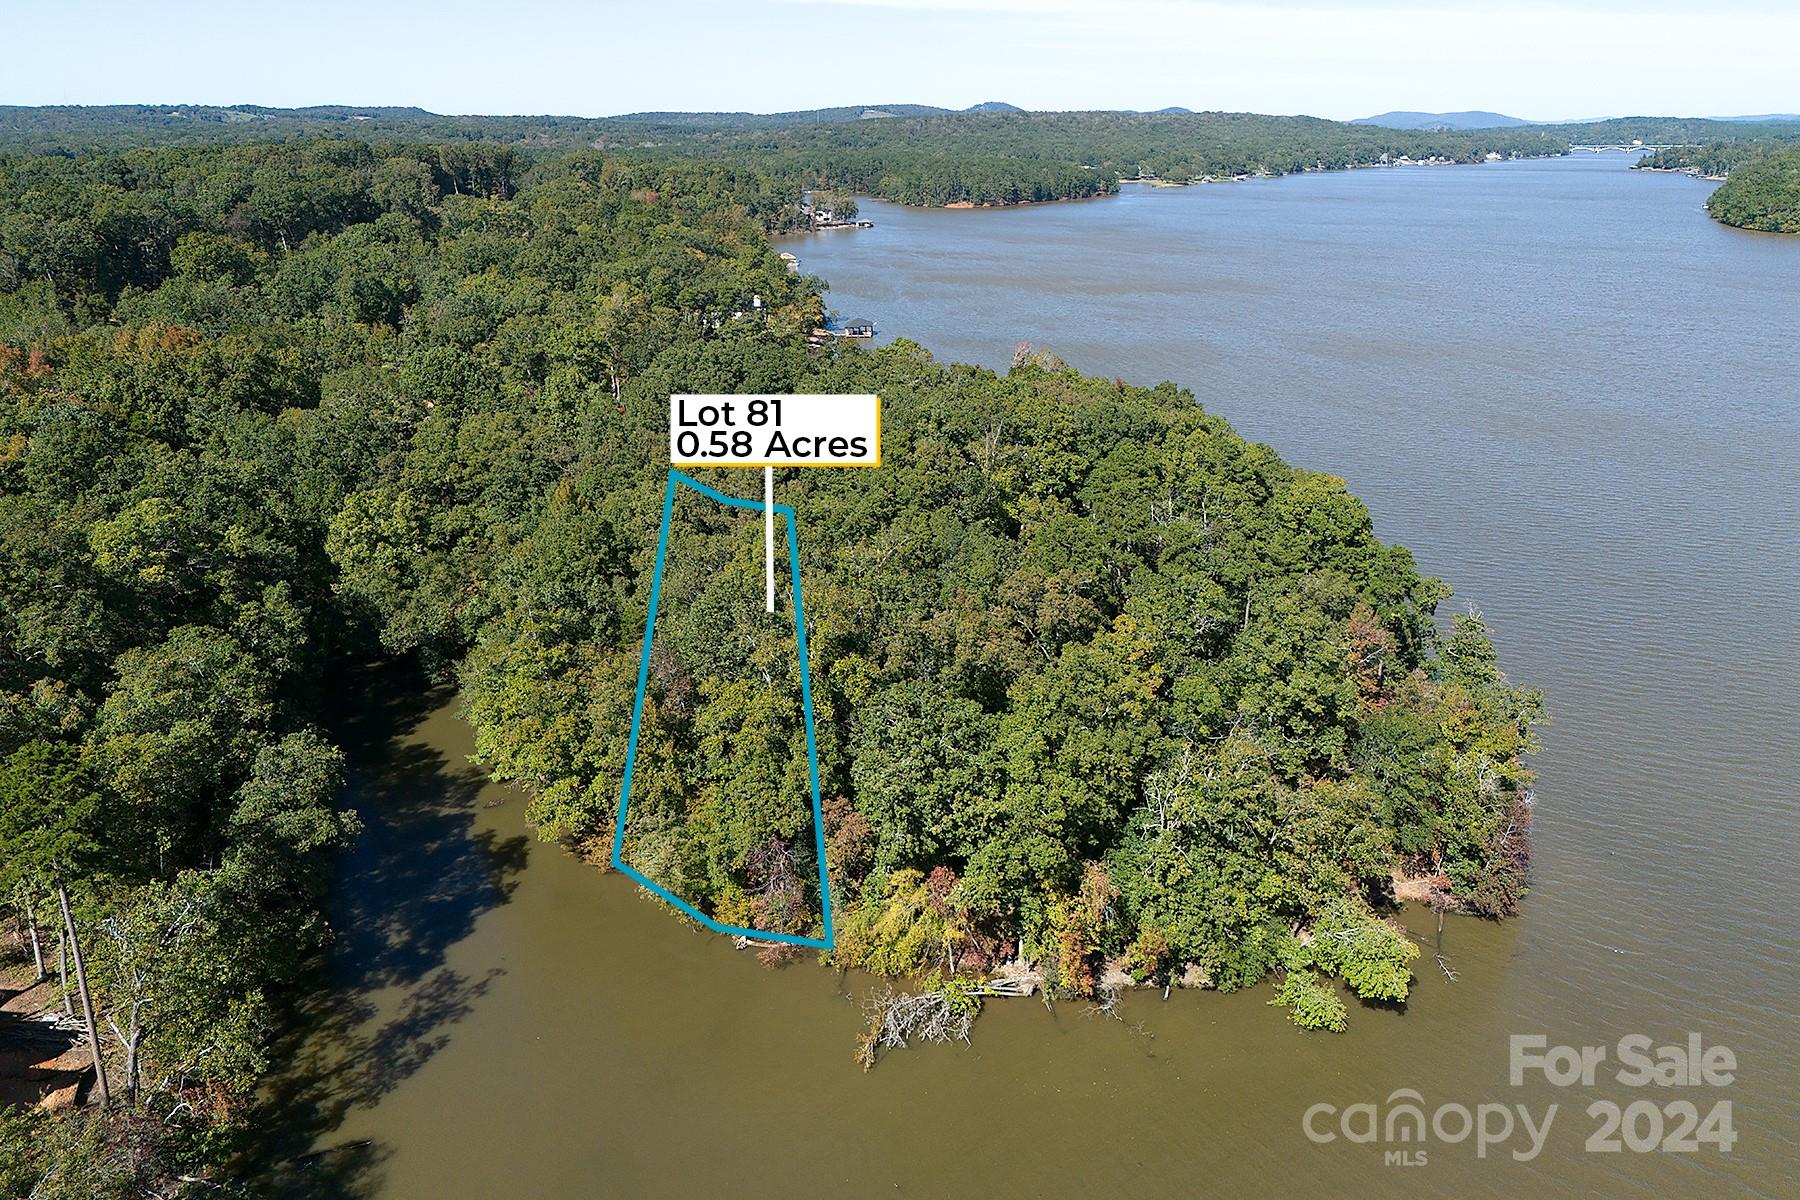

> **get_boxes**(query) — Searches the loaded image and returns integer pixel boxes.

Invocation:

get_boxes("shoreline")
[841,150,1569,213]
[1635,164,1728,182]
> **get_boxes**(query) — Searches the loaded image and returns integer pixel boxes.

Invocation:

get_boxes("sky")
[5,0,1797,122]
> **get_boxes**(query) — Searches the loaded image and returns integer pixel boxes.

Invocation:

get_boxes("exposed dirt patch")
[1,967,91,1110]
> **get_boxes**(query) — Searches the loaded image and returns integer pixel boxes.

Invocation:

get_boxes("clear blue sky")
[7,0,1795,121]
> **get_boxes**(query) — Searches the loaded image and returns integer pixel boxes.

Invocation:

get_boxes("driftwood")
[0,1017,82,1045]
[857,978,1027,1069]
[1085,985,1124,1019]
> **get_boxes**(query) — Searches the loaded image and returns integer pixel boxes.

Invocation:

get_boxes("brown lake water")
[262,154,1799,1198]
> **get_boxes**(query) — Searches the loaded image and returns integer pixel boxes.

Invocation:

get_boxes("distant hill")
[231,104,438,121]
[610,103,958,128]
[612,101,1028,127]
[0,102,446,125]
[0,103,629,154]
[0,102,451,131]
[7,102,1790,167]
[1353,110,1532,130]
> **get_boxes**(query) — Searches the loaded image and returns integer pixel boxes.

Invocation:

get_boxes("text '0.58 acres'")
[670,393,880,467]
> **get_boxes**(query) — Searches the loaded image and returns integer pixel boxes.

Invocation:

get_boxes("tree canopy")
[1704,148,1800,233]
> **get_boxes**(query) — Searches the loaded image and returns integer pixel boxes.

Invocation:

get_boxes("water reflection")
[248,677,526,1198]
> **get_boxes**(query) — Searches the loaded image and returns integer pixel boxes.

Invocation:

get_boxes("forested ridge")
[611,111,1565,206]
[2,133,1538,1192]
[13,104,1800,213]
[0,105,1565,208]
[1541,116,1800,145]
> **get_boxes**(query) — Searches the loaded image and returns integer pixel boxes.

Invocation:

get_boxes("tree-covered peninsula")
[2,133,1538,1190]
[1636,131,1800,234]
[1702,148,1800,232]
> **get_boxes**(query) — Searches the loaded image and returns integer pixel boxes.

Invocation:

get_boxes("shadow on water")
[237,665,528,1199]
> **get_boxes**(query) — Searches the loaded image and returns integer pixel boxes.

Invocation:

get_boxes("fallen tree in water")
[856,974,1035,1069]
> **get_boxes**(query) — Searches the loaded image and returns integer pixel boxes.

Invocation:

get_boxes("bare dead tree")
[58,933,73,1017]
[857,983,978,1069]
[98,894,202,1106]
[58,881,109,1109]
[10,883,46,980]
[855,972,1043,1069]
[1085,983,1124,1020]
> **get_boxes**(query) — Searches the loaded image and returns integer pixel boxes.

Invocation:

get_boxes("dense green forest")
[0,137,819,1194]
[1704,149,1800,232]
[0,130,1538,1193]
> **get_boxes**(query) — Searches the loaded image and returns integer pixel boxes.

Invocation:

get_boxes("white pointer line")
[764,465,775,614]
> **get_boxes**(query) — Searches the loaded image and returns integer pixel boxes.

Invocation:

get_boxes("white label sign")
[669,394,880,468]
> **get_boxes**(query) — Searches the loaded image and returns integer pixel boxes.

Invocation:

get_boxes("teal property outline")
[610,468,835,949]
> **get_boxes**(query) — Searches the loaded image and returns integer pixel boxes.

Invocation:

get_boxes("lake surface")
[266,155,1799,1198]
